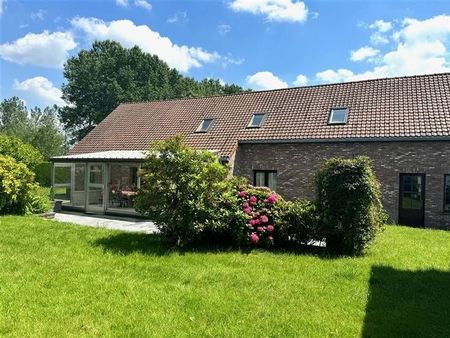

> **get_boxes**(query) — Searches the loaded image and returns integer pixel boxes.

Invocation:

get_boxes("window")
[254,170,277,191]
[328,107,348,124]
[445,175,450,212]
[196,118,214,132]
[248,113,266,128]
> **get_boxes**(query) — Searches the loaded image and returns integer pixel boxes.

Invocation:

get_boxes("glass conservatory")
[51,151,146,215]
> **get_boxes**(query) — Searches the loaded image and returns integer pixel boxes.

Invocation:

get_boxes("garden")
[1,135,449,337]
[134,136,387,256]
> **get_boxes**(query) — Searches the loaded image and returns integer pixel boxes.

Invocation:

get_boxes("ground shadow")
[92,232,337,258]
[362,266,450,337]
[92,233,173,256]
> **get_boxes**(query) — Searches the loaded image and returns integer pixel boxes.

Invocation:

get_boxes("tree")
[0,97,30,142]
[61,40,247,141]
[0,97,66,158]
[29,105,66,158]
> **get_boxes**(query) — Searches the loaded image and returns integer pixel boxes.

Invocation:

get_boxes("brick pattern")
[233,141,450,229]
[70,73,450,156]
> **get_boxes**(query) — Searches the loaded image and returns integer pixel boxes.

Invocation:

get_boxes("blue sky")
[1,0,449,108]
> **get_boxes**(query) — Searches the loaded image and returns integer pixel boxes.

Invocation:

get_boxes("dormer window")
[196,118,214,132]
[248,113,266,128]
[328,108,349,124]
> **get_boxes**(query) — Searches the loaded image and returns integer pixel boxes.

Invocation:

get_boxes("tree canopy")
[61,40,247,141]
[0,97,66,158]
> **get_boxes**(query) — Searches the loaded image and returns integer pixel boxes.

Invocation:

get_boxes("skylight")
[328,108,349,124]
[196,118,214,132]
[248,113,266,128]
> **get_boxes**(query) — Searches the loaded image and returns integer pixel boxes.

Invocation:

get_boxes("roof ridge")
[119,72,450,105]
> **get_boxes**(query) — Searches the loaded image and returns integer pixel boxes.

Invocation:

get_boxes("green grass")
[0,216,449,337]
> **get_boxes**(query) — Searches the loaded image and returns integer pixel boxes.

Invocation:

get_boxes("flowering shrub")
[236,185,284,247]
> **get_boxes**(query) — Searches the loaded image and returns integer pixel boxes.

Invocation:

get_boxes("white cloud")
[31,9,46,20]
[368,19,393,45]
[316,14,450,84]
[0,0,5,16]
[369,19,392,33]
[0,31,76,68]
[293,74,308,86]
[116,0,128,7]
[350,46,379,61]
[229,0,308,23]
[221,54,244,68]
[14,76,66,106]
[167,11,188,24]
[246,71,288,90]
[370,32,390,45]
[316,69,355,83]
[218,24,231,35]
[71,17,220,72]
[134,0,151,10]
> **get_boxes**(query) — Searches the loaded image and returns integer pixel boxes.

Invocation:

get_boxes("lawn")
[0,216,449,337]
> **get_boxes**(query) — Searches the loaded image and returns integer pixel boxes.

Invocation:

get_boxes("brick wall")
[233,141,450,229]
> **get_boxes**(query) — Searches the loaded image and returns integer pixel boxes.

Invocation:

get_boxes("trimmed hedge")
[35,162,52,187]
[315,156,387,255]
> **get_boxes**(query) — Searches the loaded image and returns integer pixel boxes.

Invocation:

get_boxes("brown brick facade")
[233,141,450,229]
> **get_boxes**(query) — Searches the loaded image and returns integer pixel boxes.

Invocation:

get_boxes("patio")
[53,212,157,234]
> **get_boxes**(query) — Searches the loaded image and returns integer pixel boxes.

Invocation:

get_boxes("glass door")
[399,173,425,227]
[87,163,105,213]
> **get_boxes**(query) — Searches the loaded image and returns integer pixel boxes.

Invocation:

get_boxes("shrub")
[134,136,235,246]
[0,134,44,171]
[26,186,52,214]
[277,199,322,246]
[34,162,52,187]
[235,185,284,247]
[315,156,387,255]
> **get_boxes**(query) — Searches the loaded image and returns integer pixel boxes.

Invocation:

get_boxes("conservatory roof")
[51,150,147,162]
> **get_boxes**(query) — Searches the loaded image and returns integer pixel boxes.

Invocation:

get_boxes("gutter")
[238,136,450,145]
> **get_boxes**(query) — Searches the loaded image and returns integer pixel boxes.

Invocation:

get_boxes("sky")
[0,0,449,108]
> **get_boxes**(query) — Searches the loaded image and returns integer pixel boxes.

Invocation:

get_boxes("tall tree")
[0,97,31,142]
[61,40,247,141]
[0,97,66,158]
[29,106,66,158]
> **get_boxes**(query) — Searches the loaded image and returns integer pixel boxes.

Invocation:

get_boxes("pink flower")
[254,218,261,225]
[263,199,269,203]
[267,194,278,204]
[268,236,274,242]
[260,215,269,223]
[267,225,274,233]
[250,233,259,244]
[249,196,257,205]
[242,202,249,209]
[238,191,248,198]
[244,207,252,214]
[249,219,257,226]
[257,226,264,233]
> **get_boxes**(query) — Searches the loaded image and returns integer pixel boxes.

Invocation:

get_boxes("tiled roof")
[70,73,450,157]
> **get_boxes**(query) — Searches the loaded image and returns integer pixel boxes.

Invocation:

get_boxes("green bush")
[26,186,52,214]
[0,134,44,171]
[315,156,387,255]
[134,136,235,246]
[0,155,51,215]
[277,199,322,246]
[34,162,52,187]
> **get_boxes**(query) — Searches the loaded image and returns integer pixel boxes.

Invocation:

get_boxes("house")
[51,73,450,228]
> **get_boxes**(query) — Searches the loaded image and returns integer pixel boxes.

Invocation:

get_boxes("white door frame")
[86,162,106,213]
